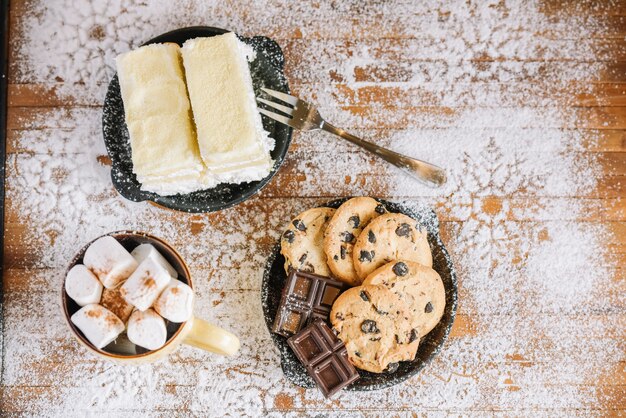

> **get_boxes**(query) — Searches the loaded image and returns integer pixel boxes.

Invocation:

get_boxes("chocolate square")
[285,271,318,306]
[310,357,345,397]
[287,324,332,366]
[313,283,344,315]
[272,305,310,337]
[272,269,350,337]
[288,320,359,398]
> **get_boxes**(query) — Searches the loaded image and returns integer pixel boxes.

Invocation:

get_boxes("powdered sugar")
[5,0,624,416]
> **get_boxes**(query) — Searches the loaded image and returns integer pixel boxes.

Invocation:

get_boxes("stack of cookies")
[278,197,446,378]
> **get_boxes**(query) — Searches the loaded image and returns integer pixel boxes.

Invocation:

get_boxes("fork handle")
[321,122,447,187]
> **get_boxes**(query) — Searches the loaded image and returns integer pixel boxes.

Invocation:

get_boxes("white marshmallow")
[65,264,103,306]
[154,279,194,323]
[100,286,134,323]
[131,243,178,279]
[120,257,171,311]
[127,308,167,350]
[71,304,125,349]
[84,236,138,289]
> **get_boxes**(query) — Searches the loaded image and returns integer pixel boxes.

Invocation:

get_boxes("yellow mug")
[62,231,240,364]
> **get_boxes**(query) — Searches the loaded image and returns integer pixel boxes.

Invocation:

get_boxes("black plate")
[102,26,292,213]
[261,198,458,391]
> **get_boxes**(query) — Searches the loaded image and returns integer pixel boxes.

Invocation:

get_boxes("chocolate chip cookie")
[352,213,432,280]
[364,260,445,337]
[323,197,387,286]
[280,207,336,276]
[330,284,418,373]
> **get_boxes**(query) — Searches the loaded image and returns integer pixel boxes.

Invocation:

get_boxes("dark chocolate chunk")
[340,245,346,260]
[375,204,386,214]
[425,301,433,313]
[370,336,381,341]
[385,362,399,373]
[283,230,295,243]
[368,230,376,243]
[395,223,411,237]
[373,305,388,315]
[355,351,361,358]
[359,250,374,262]
[293,219,306,231]
[392,261,408,276]
[333,255,339,261]
[320,285,342,308]
[359,290,370,302]
[348,215,360,228]
[288,321,332,365]
[291,275,313,301]
[340,231,354,243]
[360,320,379,334]
[301,263,315,273]
[288,320,359,398]
[409,329,419,343]
[299,253,308,263]
[272,305,310,338]
[273,270,350,337]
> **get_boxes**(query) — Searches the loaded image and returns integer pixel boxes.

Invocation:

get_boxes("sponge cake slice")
[181,33,274,183]
[116,43,208,194]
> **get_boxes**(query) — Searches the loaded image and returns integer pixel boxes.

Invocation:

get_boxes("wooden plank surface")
[2,0,626,416]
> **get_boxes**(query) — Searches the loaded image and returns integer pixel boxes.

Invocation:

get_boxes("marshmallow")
[154,279,194,323]
[65,264,103,306]
[120,257,171,311]
[71,304,125,349]
[131,243,178,279]
[100,286,134,323]
[127,308,167,350]
[84,236,138,289]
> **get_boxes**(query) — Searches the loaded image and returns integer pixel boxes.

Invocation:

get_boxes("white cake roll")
[83,236,138,289]
[137,171,216,196]
[65,264,103,306]
[138,174,205,195]
[71,304,125,349]
[131,243,178,279]
[127,308,167,351]
[116,43,208,194]
[181,33,274,183]
[120,257,171,311]
[154,279,194,323]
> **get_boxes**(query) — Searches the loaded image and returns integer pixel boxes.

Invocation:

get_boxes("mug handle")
[183,317,240,356]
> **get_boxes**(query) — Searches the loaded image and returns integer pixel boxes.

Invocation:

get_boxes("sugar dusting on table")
[5,0,624,416]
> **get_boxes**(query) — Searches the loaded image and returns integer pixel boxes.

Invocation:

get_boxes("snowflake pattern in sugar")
[5,0,623,416]
[457,137,546,196]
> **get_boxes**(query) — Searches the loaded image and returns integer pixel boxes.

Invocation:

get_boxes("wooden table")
[2,0,625,416]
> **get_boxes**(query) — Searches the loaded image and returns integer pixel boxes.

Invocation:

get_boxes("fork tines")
[257,88,297,126]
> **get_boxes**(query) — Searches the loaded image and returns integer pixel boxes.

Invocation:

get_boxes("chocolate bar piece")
[288,320,359,398]
[273,269,350,337]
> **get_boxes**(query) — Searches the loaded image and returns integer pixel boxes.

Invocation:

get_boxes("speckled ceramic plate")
[261,198,457,391]
[102,26,292,213]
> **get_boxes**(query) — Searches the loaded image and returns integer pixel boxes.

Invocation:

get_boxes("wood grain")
[2,0,626,416]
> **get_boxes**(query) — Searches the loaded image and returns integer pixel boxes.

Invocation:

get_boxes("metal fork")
[257,88,446,187]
